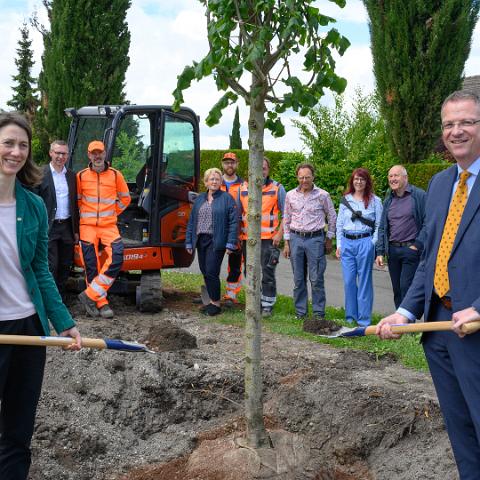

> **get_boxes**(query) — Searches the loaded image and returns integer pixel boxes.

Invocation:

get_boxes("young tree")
[7,23,39,121]
[363,0,480,163]
[229,106,242,149]
[37,0,131,141]
[174,0,349,448]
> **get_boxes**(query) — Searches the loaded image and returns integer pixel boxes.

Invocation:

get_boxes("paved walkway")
[180,253,395,316]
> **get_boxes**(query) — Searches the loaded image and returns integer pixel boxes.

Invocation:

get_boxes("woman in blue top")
[336,168,383,327]
[0,112,82,480]
[186,168,238,316]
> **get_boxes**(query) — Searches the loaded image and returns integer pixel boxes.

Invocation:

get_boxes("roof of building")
[463,75,480,94]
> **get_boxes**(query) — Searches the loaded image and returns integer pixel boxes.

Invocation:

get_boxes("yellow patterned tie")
[434,170,471,298]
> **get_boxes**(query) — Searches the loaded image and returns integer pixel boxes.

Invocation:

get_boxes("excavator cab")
[66,105,200,311]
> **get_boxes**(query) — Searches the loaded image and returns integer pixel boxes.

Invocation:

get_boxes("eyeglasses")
[441,119,480,131]
[353,178,366,183]
[297,176,313,181]
[53,151,68,156]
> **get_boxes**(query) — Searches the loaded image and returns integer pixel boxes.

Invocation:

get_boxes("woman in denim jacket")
[186,168,238,316]
[336,168,383,326]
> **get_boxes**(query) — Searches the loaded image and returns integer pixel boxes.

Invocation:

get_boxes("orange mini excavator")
[66,105,200,312]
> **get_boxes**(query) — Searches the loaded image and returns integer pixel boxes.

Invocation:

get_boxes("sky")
[0,0,479,153]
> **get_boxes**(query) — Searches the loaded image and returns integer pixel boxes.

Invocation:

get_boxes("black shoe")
[201,304,222,316]
[312,314,325,322]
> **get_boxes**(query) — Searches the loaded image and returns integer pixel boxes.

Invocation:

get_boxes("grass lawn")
[163,271,428,371]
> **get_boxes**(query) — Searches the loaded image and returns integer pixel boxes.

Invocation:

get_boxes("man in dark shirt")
[36,140,79,299]
[375,165,426,308]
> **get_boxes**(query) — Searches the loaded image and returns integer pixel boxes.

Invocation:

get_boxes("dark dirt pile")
[302,318,342,335]
[28,291,458,480]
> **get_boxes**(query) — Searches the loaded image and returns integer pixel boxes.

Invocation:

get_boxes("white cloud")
[317,0,368,24]
[465,22,480,77]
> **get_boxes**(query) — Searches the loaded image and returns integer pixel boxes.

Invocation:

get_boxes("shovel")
[0,334,155,353]
[318,320,480,339]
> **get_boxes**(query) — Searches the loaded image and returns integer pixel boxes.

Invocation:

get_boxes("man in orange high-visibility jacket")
[239,157,286,317]
[76,141,131,319]
[220,152,244,306]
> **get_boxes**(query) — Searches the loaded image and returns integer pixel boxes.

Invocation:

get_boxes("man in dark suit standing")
[37,140,79,299]
[376,90,480,480]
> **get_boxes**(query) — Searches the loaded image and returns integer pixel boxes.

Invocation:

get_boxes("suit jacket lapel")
[451,171,480,256]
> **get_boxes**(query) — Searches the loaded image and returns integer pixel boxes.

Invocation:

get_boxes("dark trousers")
[0,314,46,480]
[423,298,480,480]
[242,239,279,309]
[196,234,225,302]
[387,244,421,308]
[48,221,75,296]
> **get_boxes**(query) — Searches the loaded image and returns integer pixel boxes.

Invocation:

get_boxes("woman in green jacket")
[0,112,82,480]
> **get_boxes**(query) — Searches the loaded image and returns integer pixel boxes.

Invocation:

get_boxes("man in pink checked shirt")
[283,163,337,325]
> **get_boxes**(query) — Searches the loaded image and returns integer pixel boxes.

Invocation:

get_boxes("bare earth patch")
[28,290,458,480]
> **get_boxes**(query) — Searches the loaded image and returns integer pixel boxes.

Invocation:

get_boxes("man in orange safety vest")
[220,152,244,306]
[76,141,131,319]
[239,157,286,316]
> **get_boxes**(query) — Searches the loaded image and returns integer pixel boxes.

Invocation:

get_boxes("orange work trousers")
[79,224,124,308]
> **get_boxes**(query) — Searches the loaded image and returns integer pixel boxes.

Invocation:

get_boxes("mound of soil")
[144,321,197,352]
[302,318,342,335]
[28,291,457,480]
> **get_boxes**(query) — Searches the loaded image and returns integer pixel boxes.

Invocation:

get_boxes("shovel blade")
[318,326,368,338]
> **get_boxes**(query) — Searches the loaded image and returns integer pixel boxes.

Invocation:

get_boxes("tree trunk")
[244,75,269,448]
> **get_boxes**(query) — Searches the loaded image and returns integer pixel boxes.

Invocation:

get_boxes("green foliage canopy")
[7,23,39,120]
[38,0,131,142]
[363,0,480,163]
[229,106,242,149]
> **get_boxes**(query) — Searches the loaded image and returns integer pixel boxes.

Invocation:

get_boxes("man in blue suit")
[377,90,480,480]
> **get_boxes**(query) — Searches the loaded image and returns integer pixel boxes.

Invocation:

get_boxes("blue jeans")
[340,236,375,327]
[289,232,326,317]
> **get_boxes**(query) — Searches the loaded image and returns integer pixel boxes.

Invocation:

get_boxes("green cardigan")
[15,180,76,335]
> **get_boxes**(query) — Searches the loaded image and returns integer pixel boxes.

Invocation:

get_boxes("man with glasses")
[377,91,480,480]
[77,141,131,319]
[36,140,79,300]
[283,163,336,326]
[375,165,426,308]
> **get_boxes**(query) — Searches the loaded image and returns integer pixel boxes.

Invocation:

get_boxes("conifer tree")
[229,106,242,149]
[7,23,39,121]
[363,0,480,163]
[38,0,131,140]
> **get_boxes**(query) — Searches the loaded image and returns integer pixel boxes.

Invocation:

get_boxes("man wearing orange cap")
[76,140,131,318]
[220,152,244,306]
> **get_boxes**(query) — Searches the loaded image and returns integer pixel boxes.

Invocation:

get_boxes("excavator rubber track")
[137,270,163,312]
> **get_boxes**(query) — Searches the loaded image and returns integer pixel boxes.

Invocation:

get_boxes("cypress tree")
[229,106,242,149]
[363,1,480,163]
[39,0,131,140]
[7,23,39,121]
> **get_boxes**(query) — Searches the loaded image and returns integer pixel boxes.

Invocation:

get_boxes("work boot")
[223,297,239,308]
[261,307,272,318]
[201,304,222,316]
[78,291,99,317]
[99,305,114,319]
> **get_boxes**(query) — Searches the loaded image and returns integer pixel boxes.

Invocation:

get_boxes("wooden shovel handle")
[364,320,480,336]
[0,335,107,349]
